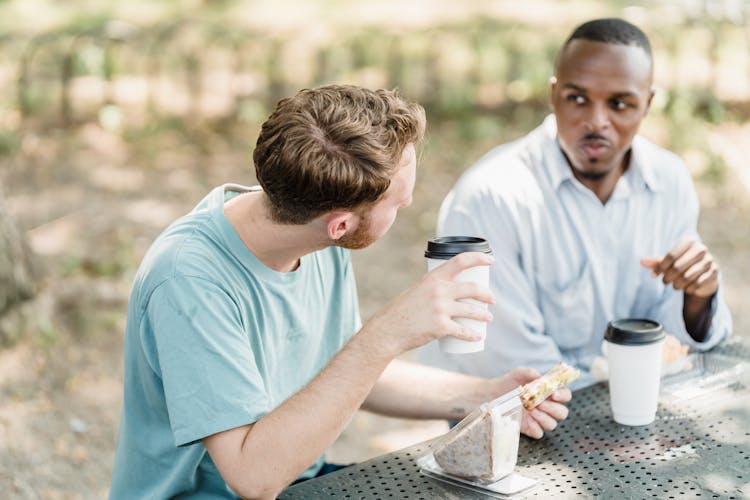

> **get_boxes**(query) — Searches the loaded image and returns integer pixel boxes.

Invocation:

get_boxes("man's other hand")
[640,239,719,298]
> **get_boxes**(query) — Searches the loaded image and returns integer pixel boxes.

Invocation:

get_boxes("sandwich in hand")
[520,362,580,410]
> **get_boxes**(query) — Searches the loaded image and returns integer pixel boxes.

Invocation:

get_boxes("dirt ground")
[0,116,749,498]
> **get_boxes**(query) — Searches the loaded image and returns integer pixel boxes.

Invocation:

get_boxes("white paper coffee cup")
[425,236,493,354]
[604,319,665,426]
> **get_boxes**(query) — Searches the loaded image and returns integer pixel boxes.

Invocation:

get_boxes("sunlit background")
[1,1,749,497]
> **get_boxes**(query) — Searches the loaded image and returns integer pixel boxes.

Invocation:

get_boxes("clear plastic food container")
[417,387,536,497]
[661,353,748,400]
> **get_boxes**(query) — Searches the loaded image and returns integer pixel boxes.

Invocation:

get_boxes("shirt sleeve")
[645,168,732,350]
[146,274,271,447]
[436,186,566,376]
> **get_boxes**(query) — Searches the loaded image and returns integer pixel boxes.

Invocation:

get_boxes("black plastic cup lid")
[424,236,493,260]
[605,318,665,346]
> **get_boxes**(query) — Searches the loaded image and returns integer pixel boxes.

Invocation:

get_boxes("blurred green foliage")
[0,129,19,157]
[0,1,743,199]
[36,320,61,349]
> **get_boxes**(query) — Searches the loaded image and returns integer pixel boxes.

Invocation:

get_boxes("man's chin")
[575,167,611,181]
[570,156,618,181]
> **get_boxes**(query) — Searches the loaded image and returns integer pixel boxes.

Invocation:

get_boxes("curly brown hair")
[253,84,426,224]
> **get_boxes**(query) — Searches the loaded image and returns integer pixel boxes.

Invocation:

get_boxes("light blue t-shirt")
[110,184,360,499]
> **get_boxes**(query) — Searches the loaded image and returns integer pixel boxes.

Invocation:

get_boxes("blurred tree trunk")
[0,189,36,341]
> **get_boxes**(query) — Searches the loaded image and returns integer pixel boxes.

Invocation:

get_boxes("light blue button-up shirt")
[419,115,731,386]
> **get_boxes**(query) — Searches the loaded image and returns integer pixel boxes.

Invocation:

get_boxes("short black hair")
[564,18,652,59]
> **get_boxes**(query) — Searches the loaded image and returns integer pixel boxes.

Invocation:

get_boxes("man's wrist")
[683,292,715,341]
[349,321,400,365]
[451,377,510,420]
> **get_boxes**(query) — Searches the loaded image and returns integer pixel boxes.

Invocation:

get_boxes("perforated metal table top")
[280,340,750,499]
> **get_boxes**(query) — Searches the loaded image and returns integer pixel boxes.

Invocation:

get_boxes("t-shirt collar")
[210,183,310,283]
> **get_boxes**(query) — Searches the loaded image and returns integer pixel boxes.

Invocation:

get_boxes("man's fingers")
[450,281,494,304]
[529,408,558,432]
[640,257,660,270]
[449,302,493,323]
[643,238,719,297]
[674,259,711,290]
[674,246,706,269]
[685,264,720,296]
[653,239,694,275]
[550,387,572,404]
[663,247,705,285]
[444,322,483,342]
[521,415,544,439]
[536,400,570,421]
[429,252,494,280]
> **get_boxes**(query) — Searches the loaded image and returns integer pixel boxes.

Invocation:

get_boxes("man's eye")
[566,94,586,105]
[611,100,628,110]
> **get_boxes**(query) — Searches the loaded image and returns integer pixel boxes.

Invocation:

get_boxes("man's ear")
[646,88,655,112]
[325,211,357,240]
[548,76,557,112]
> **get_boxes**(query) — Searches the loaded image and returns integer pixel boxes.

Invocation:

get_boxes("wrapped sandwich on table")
[427,364,579,482]
[430,387,522,482]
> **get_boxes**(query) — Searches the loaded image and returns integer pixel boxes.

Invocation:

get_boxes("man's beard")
[560,142,630,182]
[336,214,376,250]
[576,167,610,181]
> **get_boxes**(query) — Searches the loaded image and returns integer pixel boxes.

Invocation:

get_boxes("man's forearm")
[205,329,394,499]
[362,359,514,421]
[683,293,714,342]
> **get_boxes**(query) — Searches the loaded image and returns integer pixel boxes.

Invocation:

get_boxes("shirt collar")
[629,136,662,192]
[540,114,662,193]
[540,115,575,191]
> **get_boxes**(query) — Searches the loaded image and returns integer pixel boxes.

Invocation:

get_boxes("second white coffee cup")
[604,318,665,426]
[425,236,493,354]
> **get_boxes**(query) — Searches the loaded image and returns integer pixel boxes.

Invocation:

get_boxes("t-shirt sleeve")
[146,274,271,447]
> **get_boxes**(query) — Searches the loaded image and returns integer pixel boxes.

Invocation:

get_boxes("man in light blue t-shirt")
[109,85,572,499]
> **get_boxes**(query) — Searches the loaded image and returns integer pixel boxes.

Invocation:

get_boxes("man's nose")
[586,103,610,132]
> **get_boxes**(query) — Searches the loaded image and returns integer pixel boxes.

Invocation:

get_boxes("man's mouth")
[580,138,610,158]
